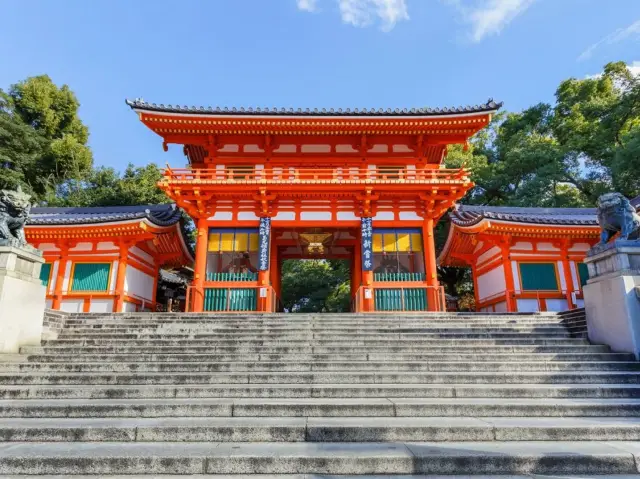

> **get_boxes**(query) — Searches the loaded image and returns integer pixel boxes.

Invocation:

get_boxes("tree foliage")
[280,260,350,313]
[0,75,92,199]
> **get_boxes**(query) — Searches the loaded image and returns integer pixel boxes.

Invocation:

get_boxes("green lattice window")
[577,263,589,287]
[204,288,257,311]
[374,288,427,311]
[518,263,559,291]
[39,263,52,287]
[71,263,111,292]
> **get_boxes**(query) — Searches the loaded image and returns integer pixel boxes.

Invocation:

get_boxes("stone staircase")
[1,311,640,477]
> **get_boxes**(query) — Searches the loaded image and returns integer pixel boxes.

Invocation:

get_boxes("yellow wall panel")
[220,233,235,252]
[397,233,411,252]
[410,233,423,252]
[208,233,221,252]
[235,233,249,252]
[372,234,383,252]
[383,233,397,252]
[249,233,260,252]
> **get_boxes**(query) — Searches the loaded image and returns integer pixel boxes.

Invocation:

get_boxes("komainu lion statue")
[0,186,32,248]
[597,192,640,245]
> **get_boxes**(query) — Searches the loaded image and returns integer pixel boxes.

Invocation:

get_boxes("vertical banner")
[258,217,271,271]
[361,217,373,271]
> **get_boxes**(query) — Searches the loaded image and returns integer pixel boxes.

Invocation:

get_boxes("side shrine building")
[126,99,503,312]
[439,204,604,313]
[26,205,193,313]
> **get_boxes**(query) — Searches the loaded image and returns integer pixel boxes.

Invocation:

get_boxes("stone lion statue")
[596,192,640,245]
[0,186,32,248]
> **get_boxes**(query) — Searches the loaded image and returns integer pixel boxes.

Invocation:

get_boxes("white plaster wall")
[124,266,154,301]
[300,211,332,221]
[513,241,533,250]
[37,243,60,252]
[494,301,508,313]
[512,261,521,291]
[373,211,394,221]
[546,298,569,312]
[60,299,84,313]
[97,242,116,251]
[237,212,260,221]
[45,299,53,309]
[337,211,359,221]
[399,211,421,220]
[70,242,93,252]
[89,299,114,313]
[557,261,567,291]
[477,246,501,266]
[272,211,296,221]
[575,298,585,308]
[569,242,591,252]
[49,261,59,294]
[123,302,137,313]
[517,299,540,313]
[477,265,506,300]
[61,261,72,292]
[537,242,560,251]
[129,246,154,266]
[570,261,580,290]
[209,212,233,221]
[110,260,118,291]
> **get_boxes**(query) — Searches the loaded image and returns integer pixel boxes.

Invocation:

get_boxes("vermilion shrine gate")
[127,99,502,312]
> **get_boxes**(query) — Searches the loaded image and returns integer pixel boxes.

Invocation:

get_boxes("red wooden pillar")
[561,243,575,310]
[257,218,272,312]
[114,242,129,313]
[193,217,208,313]
[422,217,440,311]
[500,238,517,312]
[51,244,68,310]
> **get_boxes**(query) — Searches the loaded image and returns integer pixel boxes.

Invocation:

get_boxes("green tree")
[48,163,168,207]
[0,75,92,199]
[280,259,350,313]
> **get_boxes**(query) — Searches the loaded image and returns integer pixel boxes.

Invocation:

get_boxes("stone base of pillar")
[0,246,46,353]
[583,240,640,359]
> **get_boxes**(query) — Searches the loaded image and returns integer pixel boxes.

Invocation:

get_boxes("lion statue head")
[0,186,32,219]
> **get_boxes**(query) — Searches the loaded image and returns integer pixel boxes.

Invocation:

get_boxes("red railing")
[162,166,470,185]
[477,289,582,313]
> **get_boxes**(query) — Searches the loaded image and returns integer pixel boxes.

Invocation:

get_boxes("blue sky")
[1,0,639,171]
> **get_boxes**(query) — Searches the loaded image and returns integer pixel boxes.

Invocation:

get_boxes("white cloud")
[297,0,318,12]
[446,0,536,43]
[296,0,409,31]
[578,19,640,61]
[338,0,409,31]
[630,61,640,77]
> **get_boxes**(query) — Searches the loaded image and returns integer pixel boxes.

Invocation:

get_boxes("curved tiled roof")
[126,98,503,117]
[28,204,183,226]
[449,204,599,227]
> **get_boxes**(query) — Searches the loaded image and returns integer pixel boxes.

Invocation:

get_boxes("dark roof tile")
[28,204,182,227]
[126,98,503,117]
[449,204,599,227]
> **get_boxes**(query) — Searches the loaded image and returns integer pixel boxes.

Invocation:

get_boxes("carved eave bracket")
[253,188,277,217]
[355,188,379,218]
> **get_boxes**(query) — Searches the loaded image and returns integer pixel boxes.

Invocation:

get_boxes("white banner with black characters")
[258,217,271,271]
[361,217,373,271]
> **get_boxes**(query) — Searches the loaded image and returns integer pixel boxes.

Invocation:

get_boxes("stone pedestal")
[583,240,640,359]
[0,246,46,353]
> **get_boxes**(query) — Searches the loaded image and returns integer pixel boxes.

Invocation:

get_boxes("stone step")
[15,352,635,363]
[2,371,638,386]
[1,397,640,418]
[60,325,575,332]
[0,476,635,479]
[42,338,590,346]
[4,416,640,442]
[0,441,637,475]
[56,330,571,342]
[3,383,639,400]
[22,344,609,355]
[2,361,638,373]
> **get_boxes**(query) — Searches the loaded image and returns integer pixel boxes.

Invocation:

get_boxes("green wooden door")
[519,263,559,291]
[71,263,110,291]
[375,288,427,311]
[204,288,257,311]
[39,263,52,287]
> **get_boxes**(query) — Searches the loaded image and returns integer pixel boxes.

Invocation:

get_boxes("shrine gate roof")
[29,204,183,226]
[449,204,599,227]
[126,99,503,117]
